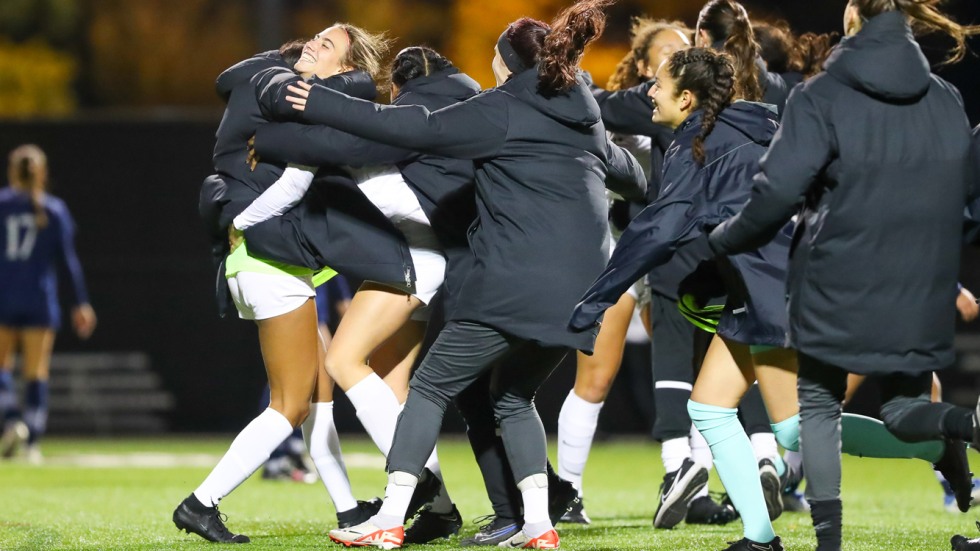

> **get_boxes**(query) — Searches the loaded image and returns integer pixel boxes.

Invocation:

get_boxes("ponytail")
[8,144,48,229]
[537,0,614,97]
[850,0,980,64]
[697,0,763,101]
[665,48,736,165]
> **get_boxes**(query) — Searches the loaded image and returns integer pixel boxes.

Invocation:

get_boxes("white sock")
[518,474,553,538]
[423,446,454,514]
[750,432,779,464]
[194,408,293,507]
[661,436,692,474]
[557,390,603,497]
[690,427,713,499]
[783,449,803,477]
[346,373,401,456]
[303,402,358,513]
[371,471,418,529]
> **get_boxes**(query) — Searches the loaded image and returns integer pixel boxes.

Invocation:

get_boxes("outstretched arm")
[709,88,833,254]
[232,165,316,231]
[285,82,508,160]
[253,122,415,168]
[603,138,647,202]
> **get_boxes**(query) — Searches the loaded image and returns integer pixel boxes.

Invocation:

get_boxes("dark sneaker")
[653,458,709,529]
[936,438,974,513]
[780,463,809,512]
[173,494,250,543]
[721,535,784,551]
[404,503,462,543]
[337,498,383,529]
[459,515,520,546]
[759,458,783,521]
[404,468,442,523]
[560,497,591,524]
[547,470,578,526]
[685,495,737,525]
[953,521,980,550]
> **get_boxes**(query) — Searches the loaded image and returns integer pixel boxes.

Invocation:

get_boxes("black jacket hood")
[396,68,481,103]
[825,10,931,101]
[677,101,778,149]
[499,67,601,129]
[216,50,285,101]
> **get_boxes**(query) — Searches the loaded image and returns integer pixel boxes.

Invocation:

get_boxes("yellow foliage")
[0,37,76,117]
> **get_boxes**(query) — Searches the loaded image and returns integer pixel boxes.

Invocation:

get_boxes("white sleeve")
[232,165,316,230]
[608,132,652,181]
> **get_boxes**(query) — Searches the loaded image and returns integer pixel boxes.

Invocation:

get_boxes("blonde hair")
[607,17,691,91]
[8,144,48,229]
[334,23,393,80]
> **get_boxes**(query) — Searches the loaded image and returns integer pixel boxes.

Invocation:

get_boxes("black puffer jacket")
[710,12,974,374]
[271,67,646,351]
[570,102,784,347]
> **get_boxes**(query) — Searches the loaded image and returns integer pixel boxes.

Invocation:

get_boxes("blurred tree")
[0,0,80,116]
[85,0,253,106]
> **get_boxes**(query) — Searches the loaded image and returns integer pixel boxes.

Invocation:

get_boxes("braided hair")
[697,0,763,101]
[665,48,736,165]
[390,46,454,88]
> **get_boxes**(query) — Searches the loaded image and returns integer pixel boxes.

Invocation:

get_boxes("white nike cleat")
[329,520,404,549]
[498,528,560,548]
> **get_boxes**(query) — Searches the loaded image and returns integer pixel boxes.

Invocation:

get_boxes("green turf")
[0,436,976,550]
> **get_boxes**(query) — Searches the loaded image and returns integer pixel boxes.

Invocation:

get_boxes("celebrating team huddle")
[165,0,980,549]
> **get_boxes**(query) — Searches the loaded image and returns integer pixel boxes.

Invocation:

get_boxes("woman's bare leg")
[558,293,635,498]
[369,319,426,404]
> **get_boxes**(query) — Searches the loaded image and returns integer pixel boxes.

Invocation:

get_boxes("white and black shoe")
[460,516,520,547]
[653,458,709,529]
[759,458,783,521]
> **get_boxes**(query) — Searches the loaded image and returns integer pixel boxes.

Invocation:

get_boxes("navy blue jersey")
[0,187,89,328]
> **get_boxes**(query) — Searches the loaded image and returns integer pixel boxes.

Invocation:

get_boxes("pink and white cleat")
[329,520,404,549]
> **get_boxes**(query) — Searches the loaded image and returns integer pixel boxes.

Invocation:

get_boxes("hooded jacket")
[252,67,483,314]
[570,102,783,347]
[709,11,974,374]
[199,53,417,316]
[272,66,646,351]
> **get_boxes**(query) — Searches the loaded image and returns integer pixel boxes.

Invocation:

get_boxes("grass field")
[0,436,977,550]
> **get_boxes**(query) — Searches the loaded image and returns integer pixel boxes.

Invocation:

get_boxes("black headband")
[496,26,527,74]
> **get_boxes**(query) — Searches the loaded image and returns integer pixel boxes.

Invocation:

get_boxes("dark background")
[1,0,979,434]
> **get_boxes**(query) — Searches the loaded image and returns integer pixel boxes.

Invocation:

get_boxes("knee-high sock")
[23,380,48,446]
[688,400,775,544]
[303,402,358,513]
[423,445,454,514]
[194,408,294,507]
[0,371,18,424]
[690,426,712,498]
[771,412,944,463]
[345,373,401,456]
[557,389,603,497]
[750,432,782,475]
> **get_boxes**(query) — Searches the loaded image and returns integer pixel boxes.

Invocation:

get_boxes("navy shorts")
[0,302,60,330]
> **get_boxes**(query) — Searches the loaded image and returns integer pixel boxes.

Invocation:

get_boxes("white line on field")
[38,452,385,469]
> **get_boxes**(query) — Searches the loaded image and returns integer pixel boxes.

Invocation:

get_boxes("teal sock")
[771,415,800,452]
[841,414,944,463]
[688,400,776,544]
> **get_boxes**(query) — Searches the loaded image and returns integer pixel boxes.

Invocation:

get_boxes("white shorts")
[227,272,315,321]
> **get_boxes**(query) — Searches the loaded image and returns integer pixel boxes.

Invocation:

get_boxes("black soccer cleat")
[653,458,709,529]
[953,522,980,550]
[759,458,784,521]
[685,495,738,525]
[337,497,383,529]
[721,535,784,551]
[173,494,250,543]
[547,468,578,525]
[560,497,592,524]
[935,438,974,513]
[404,468,442,523]
[459,515,521,546]
[404,503,463,543]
